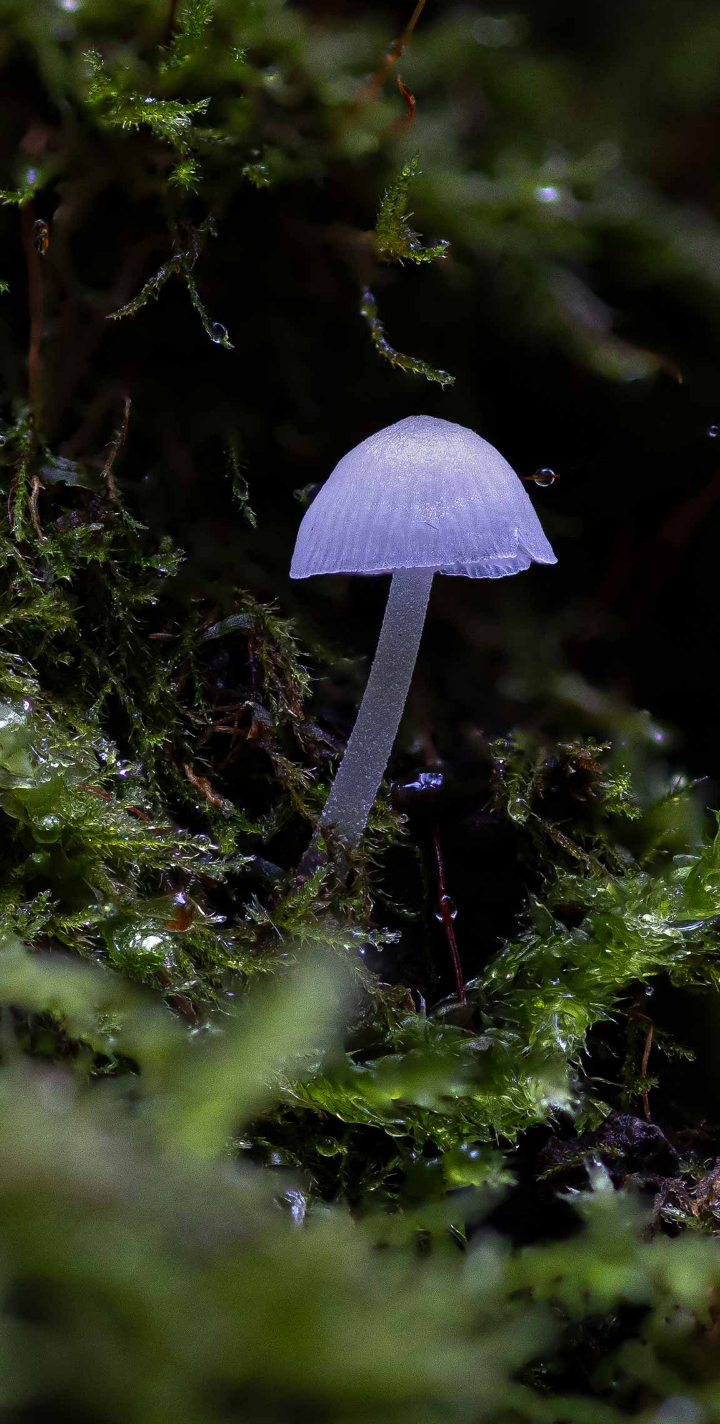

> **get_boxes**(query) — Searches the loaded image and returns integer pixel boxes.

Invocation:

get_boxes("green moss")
[374,156,450,265]
[360,287,454,386]
[3,2,720,1417]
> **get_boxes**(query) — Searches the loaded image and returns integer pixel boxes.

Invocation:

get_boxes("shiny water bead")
[435,894,458,923]
[525,468,557,487]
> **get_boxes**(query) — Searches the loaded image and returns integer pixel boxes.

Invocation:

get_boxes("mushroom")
[291,415,556,848]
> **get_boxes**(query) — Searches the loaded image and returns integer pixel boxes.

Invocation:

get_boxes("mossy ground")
[3,1,720,1419]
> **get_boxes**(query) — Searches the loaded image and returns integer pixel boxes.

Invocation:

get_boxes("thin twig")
[396,76,417,126]
[364,0,427,100]
[165,0,181,47]
[182,761,233,813]
[420,728,466,1004]
[641,1020,654,1122]
[623,1008,655,1122]
[29,474,44,540]
[101,395,131,502]
[6,476,17,532]
[432,825,467,1005]
[20,202,45,422]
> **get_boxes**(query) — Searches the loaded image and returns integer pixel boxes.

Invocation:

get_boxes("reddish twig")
[623,1008,655,1122]
[421,728,466,1005]
[165,0,181,47]
[364,0,427,100]
[6,476,17,532]
[20,202,45,421]
[101,395,131,502]
[396,76,417,126]
[431,826,466,1005]
[182,761,233,813]
[28,478,44,543]
[640,1019,654,1123]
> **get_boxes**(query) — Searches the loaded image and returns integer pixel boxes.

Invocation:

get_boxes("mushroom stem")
[320,567,434,847]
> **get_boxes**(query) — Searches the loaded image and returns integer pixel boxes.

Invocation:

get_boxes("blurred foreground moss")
[0,944,719,1424]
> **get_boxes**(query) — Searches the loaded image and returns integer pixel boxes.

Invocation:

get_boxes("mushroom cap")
[290,415,556,579]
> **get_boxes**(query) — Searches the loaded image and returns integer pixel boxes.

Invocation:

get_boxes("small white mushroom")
[291,415,556,848]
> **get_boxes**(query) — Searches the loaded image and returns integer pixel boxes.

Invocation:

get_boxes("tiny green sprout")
[374,156,449,265]
[360,289,454,386]
[169,158,201,192]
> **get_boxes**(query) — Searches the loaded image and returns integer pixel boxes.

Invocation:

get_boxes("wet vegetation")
[4,0,720,1419]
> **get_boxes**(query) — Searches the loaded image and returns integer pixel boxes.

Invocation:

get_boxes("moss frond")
[360,287,454,386]
[374,156,450,265]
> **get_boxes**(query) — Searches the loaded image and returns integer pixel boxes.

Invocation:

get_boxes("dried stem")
[624,1008,655,1121]
[165,0,181,47]
[20,202,45,423]
[29,474,44,540]
[364,0,427,100]
[101,395,131,501]
[641,1019,654,1122]
[431,825,466,1005]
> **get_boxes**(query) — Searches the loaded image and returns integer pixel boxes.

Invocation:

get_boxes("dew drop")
[508,795,530,824]
[210,322,228,344]
[708,424,719,439]
[435,894,458,923]
[316,1137,343,1157]
[0,435,6,448]
[526,468,557,487]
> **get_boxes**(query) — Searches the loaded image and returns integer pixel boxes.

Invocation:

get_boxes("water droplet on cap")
[526,468,557,487]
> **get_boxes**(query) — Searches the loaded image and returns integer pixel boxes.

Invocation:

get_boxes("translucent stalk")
[320,567,434,847]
